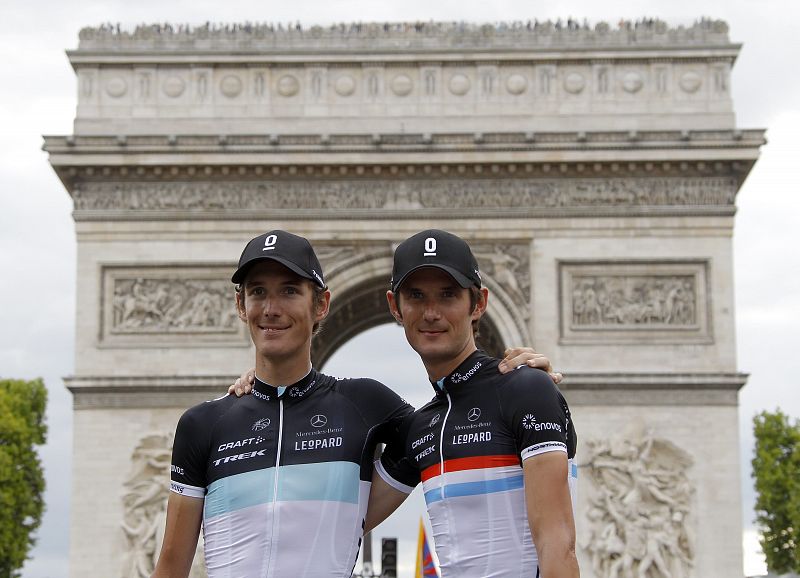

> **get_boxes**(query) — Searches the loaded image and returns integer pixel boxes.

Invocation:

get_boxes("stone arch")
[311,253,527,368]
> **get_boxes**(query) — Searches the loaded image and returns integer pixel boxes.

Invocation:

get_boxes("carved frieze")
[581,422,695,578]
[72,177,737,215]
[559,261,711,344]
[121,433,206,578]
[101,266,247,347]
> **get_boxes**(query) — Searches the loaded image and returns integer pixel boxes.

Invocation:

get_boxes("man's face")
[236,260,329,362]
[388,267,486,369]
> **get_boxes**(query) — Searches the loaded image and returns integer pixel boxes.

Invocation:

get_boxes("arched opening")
[311,276,508,369]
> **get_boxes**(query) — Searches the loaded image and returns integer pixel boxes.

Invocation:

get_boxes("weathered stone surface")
[50,19,761,578]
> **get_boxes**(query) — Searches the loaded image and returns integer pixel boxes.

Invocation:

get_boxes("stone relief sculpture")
[474,244,531,316]
[72,177,738,213]
[121,434,206,578]
[582,422,694,578]
[571,275,696,327]
[111,277,238,334]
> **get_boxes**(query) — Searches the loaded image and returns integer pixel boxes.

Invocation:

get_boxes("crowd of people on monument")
[81,17,727,41]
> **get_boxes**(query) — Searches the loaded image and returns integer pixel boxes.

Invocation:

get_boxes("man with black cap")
[371,230,580,578]
[153,230,552,578]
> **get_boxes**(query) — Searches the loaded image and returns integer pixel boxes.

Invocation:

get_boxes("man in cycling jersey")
[371,229,580,578]
[153,230,556,578]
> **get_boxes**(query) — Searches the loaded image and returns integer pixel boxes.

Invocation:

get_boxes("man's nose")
[422,300,440,321]
[263,296,281,316]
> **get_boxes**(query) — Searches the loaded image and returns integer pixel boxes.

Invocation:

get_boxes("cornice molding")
[65,371,747,408]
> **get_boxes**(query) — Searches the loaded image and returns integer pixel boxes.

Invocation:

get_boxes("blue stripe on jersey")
[424,474,525,505]
[571,461,578,478]
[205,468,275,519]
[278,462,360,503]
[204,461,360,519]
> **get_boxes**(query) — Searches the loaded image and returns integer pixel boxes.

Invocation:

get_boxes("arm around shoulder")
[364,462,413,533]
[151,493,204,578]
[523,452,580,578]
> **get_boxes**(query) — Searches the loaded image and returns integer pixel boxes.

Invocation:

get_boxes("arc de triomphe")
[46,20,764,578]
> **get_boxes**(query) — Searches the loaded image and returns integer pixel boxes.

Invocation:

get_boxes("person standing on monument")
[152,229,557,578]
[368,229,580,577]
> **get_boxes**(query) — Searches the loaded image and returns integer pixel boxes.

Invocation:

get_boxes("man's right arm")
[151,494,204,578]
[364,469,411,533]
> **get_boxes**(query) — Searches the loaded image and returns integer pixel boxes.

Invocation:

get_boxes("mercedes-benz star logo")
[467,407,481,422]
[310,414,328,428]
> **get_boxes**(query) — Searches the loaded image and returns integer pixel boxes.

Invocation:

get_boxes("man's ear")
[471,287,489,321]
[235,291,247,322]
[386,290,403,323]
[315,289,332,322]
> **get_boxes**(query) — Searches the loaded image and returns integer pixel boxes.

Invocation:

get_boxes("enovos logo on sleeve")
[522,413,563,432]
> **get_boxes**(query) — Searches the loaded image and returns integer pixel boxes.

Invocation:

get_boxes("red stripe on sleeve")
[421,454,519,482]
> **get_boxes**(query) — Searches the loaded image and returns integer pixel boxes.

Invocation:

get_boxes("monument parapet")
[67,19,739,135]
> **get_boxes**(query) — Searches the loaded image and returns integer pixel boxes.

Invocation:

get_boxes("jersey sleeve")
[169,405,212,499]
[497,367,577,462]
[377,414,420,494]
[339,378,414,443]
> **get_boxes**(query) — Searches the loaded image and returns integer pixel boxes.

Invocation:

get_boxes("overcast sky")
[1,1,798,577]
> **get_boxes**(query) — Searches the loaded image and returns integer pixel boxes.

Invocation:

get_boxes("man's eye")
[442,291,456,298]
[250,287,265,296]
[409,290,423,299]
[284,286,299,295]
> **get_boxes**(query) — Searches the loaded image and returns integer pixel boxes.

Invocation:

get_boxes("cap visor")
[232,256,320,286]
[392,264,474,292]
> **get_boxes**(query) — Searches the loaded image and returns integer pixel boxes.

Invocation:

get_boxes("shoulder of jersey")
[188,391,239,414]
[326,375,392,393]
[497,364,556,391]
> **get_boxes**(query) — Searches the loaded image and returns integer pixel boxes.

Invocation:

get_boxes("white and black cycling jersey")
[378,351,578,578]
[170,369,412,578]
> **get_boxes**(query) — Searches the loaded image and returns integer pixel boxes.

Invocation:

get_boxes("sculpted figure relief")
[582,422,694,578]
[72,178,738,213]
[121,434,206,578]
[111,277,238,334]
[474,244,531,314]
[571,275,696,328]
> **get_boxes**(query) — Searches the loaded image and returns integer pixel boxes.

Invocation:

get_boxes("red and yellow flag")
[415,518,440,578]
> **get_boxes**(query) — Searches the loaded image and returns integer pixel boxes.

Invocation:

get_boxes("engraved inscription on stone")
[559,261,710,344]
[102,266,247,347]
[582,422,695,578]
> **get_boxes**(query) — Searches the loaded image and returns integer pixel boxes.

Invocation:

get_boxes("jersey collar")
[252,368,318,402]
[431,350,490,395]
